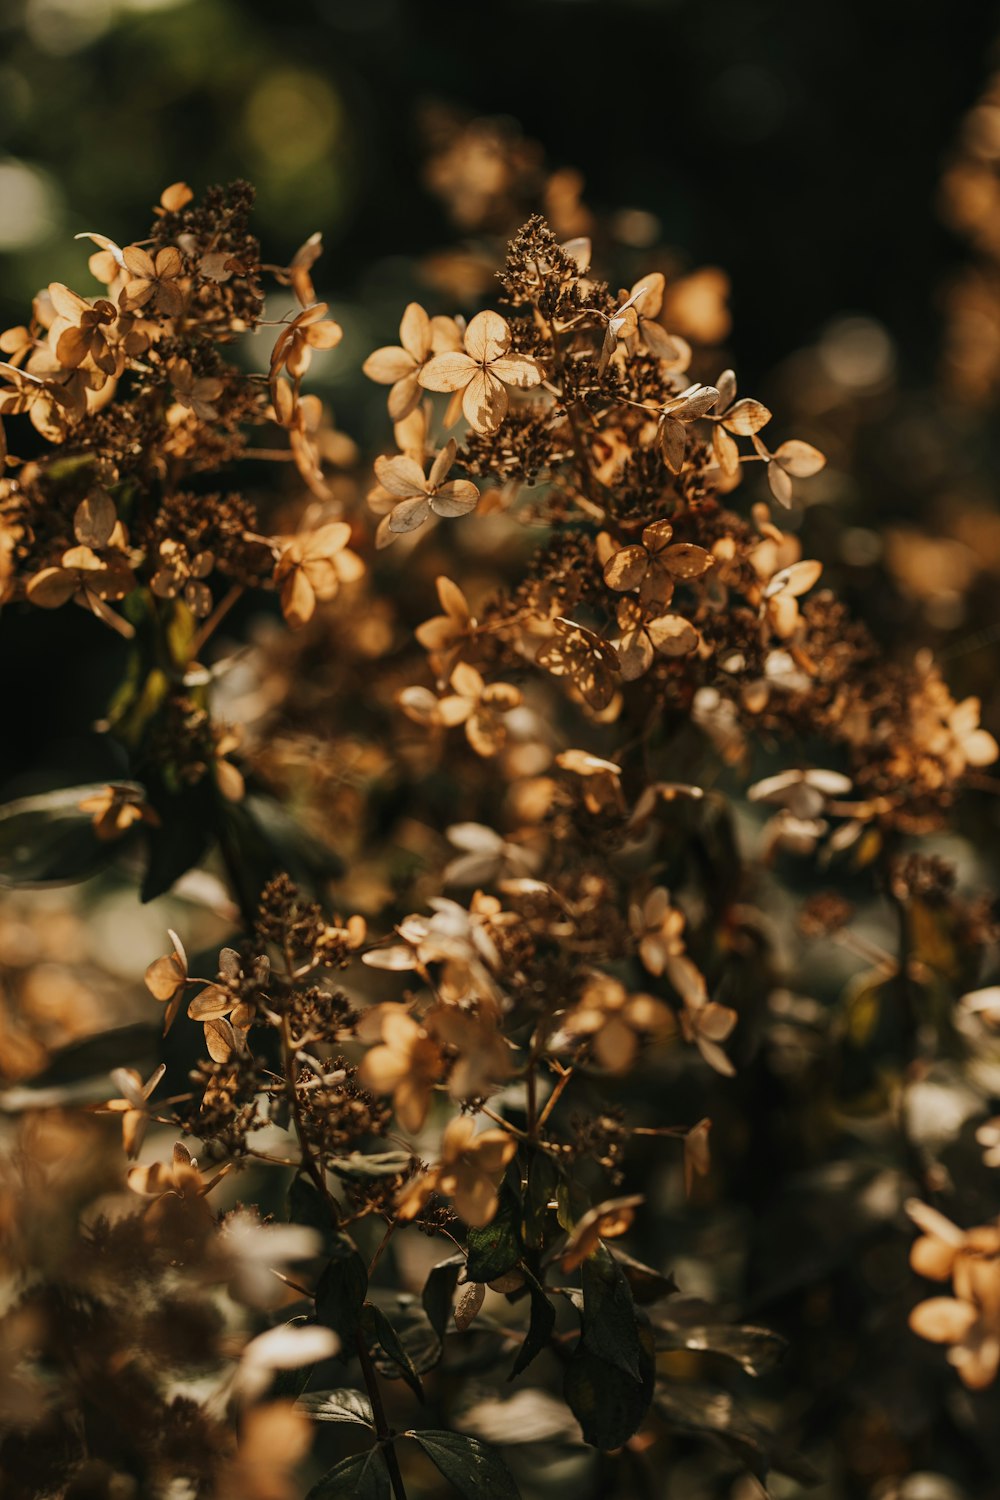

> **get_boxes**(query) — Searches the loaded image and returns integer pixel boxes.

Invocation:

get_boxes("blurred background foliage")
[5,3,1000,1499]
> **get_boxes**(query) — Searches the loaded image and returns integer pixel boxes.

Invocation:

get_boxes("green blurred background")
[0,0,996,379]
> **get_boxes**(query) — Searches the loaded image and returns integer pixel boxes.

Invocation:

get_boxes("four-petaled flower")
[356,1005,447,1133]
[602,520,714,608]
[269,302,343,390]
[168,357,224,421]
[99,1062,166,1158]
[363,302,463,421]
[145,928,190,1034]
[418,310,542,435]
[396,1113,517,1228]
[561,972,672,1072]
[371,438,480,545]
[273,521,364,629]
[120,244,185,316]
[78,783,158,841]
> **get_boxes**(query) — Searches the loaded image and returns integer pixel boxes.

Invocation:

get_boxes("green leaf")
[508,1273,555,1379]
[466,1180,522,1283]
[370,1292,442,1375]
[306,1446,390,1499]
[422,1254,464,1342]
[652,1301,787,1375]
[0,784,144,887]
[141,779,215,902]
[524,1150,560,1249]
[296,1388,375,1427]
[328,1151,415,1180]
[363,1303,423,1400]
[653,1382,819,1486]
[409,1430,520,1500]
[580,1245,642,1380]
[288,1175,335,1255]
[315,1237,368,1347]
[612,1248,678,1305]
[563,1318,655,1451]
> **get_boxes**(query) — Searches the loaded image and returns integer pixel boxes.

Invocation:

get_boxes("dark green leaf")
[306,1445,390,1499]
[652,1301,787,1375]
[315,1237,368,1347]
[0,784,145,887]
[653,1382,819,1485]
[371,1291,441,1375]
[580,1246,642,1380]
[141,780,215,902]
[409,1430,520,1500]
[288,1175,335,1255]
[422,1254,464,1342]
[363,1303,423,1400]
[296,1388,375,1427]
[612,1248,678,1305]
[524,1150,560,1249]
[466,1180,522,1283]
[564,1317,655,1451]
[508,1273,555,1379]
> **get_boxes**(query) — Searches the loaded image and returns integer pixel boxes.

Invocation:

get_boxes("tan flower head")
[357,1005,447,1133]
[397,1113,517,1228]
[78,783,158,842]
[562,972,672,1072]
[415,575,477,681]
[150,538,214,617]
[751,432,826,507]
[273,520,364,629]
[709,368,772,476]
[269,302,343,389]
[187,946,256,1063]
[435,661,523,758]
[601,520,714,609]
[99,1062,166,1158]
[371,438,480,545]
[612,600,700,681]
[27,543,137,638]
[555,750,625,816]
[418,309,542,434]
[120,244,185,316]
[145,928,189,1034]
[657,383,721,473]
[561,1195,643,1272]
[907,1199,1000,1390]
[47,283,118,374]
[363,302,463,421]
[168,357,223,422]
[761,558,823,640]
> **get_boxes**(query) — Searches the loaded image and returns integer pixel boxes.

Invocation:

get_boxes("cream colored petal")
[428,437,457,490]
[490,354,542,389]
[374,453,428,499]
[909,1297,978,1344]
[387,370,421,422]
[464,309,510,364]
[595,1017,637,1072]
[388,497,431,534]
[399,302,432,360]
[419,350,477,392]
[363,345,415,384]
[463,369,508,434]
[430,481,480,517]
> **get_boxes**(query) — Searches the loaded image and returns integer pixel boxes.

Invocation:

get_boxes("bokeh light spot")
[0,159,63,250]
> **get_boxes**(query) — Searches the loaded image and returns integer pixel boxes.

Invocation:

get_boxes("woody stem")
[277,960,408,1500]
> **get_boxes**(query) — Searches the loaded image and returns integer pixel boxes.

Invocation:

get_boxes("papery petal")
[464,310,510,364]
